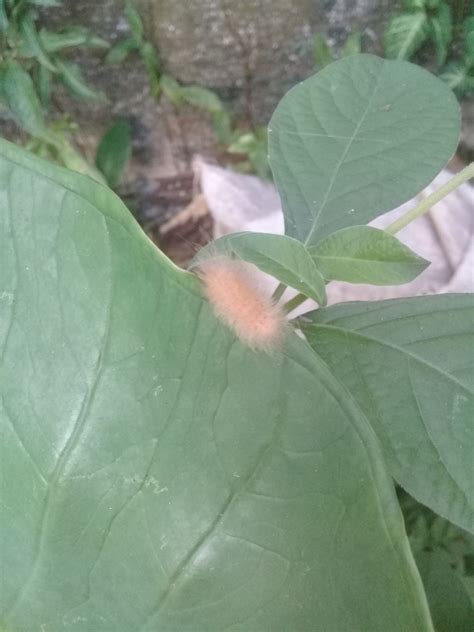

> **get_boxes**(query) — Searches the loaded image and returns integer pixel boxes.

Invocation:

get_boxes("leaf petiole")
[385,162,474,235]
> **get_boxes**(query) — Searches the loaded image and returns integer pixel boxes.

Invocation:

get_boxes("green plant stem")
[272,282,287,301]
[284,292,309,315]
[385,163,474,235]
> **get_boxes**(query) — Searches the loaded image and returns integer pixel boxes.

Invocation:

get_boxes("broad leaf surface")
[308,226,429,285]
[0,141,432,630]
[268,55,459,245]
[191,232,327,305]
[303,296,474,532]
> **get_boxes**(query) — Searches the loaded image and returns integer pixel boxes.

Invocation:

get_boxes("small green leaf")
[139,41,161,97]
[439,61,474,96]
[95,119,131,188]
[33,63,51,108]
[55,57,106,101]
[384,11,430,59]
[227,132,258,154]
[0,0,9,32]
[268,55,460,245]
[39,26,109,52]
[416,550,474,632]
[429,3,452,67]
[179,85,223,113]
[19,11,57,71]
[313,32,334,68]
[341,31,362,57]
[191,232,327,305]
[212,109,233,144]
[0,59,48,137]
[28,0,61,5]
[308,226,430,285]
[303,294,474,532]
[402,0,427,8]
[160,73,183,105]
[125,0,143,45]
[105,36,137,63]
[464,17,474,66]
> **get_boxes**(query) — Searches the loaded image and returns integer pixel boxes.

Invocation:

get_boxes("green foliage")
[313,30,362,68]
[0,0,110,178]
[268,55,459,245]
[95,119,131,188]
[227,127,271,180]
[109,0,269,176]
[383,0,474,96]
[308,226,429,285]
[302,295,474,532]
[1,54,473,629]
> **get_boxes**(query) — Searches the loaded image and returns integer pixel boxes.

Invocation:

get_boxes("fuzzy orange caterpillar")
[197,258,285,351]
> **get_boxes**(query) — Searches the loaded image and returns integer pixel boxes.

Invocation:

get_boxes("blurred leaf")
[341,31,362,57]
[303,294,474,532]
[105,37,137,63]
[429,2,452,66]
[268,55,460,245]
[439,61,474,96]
[125,0,143,45]
[19,10,57,71]
[95,118,131,188]
[384,12,430,59]
[191,231,327,305]
[55,57,106,101]
[227,132,258,154]
[160,73,182,105]
[212,109,233,144]
[28,0,61,5]
[248,141,271,180]
[464,17,474,66]
[0,59,48,137]
[52,137,107,183]
[180,85,223,113]
[416,550,474,632]
[39,26,109,52]
[308,226,429,285]
[139,41,161,97]
[402,0,426,8]
[0,0,9,32]
[313,32,334,68]
[33,63,51,108]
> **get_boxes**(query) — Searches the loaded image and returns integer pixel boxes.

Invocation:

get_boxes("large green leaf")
[191,231,327,305]
[308,226,429,285]
[0,140,433,630]
[268,55,459,245]
[303,296,474,532]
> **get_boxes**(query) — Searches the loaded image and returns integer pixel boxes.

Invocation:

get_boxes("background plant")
[1,54,472,630]
[0,0,132,185]
[107,0,271,179]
